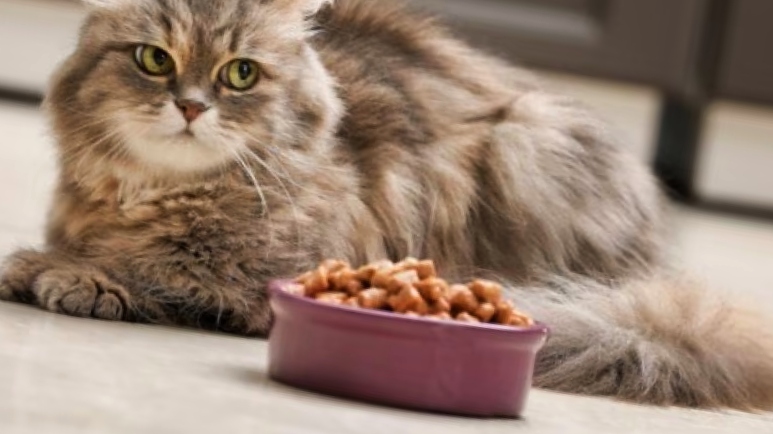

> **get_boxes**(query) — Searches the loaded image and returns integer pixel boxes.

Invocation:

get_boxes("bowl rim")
[268,279,549,336]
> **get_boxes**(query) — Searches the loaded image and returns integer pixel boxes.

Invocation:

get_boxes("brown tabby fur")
[1,0,772,411]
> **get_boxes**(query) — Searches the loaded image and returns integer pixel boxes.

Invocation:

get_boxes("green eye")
[220,59,260,91]
[134,45,175,76]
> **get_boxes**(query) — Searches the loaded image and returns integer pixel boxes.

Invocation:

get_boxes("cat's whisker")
[59,116,120,147]
[272,147,349,176]
[69,128,126,177]
[239,133,334,196]
[237,132,322,200]
[239,147,305,249]
[228,149,277,259]
[227,148,269,218]
[59,118,113,139]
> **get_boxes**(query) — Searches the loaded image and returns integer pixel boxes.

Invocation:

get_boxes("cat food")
[291,258,534,327]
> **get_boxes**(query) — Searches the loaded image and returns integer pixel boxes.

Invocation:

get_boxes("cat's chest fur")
[47,175,324,283]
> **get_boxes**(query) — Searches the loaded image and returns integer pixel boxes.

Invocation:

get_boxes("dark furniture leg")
[653,96,704,201]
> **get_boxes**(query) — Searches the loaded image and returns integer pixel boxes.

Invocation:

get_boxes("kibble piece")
[475,303,497,322]
[392,290,430,315]
[329,269,358,291]
[469,279,503,304]
[429,297,451,315]
[415,260,437,280]
[393,258,434,281]
[357,260,393,281]
[371,260,395,272]
[448,284,479,312]
[371,268,395,289]
[343,279,364,296]
[321,259,349,273]
[389,286,424,313]
[358,288,389,310]
[295,271,312,284]
[507,312,535,327]
[387,280,412,297]
[414,277,447,302]
[387,270,420,294]
[355,264,378,282]
[304,267,330,297]
[283,283,307,297]
[392,257,419,273]
[413,297,429,315]
[393,269,420,283]
[456,312,481,323]
[428,312,453,321]
[496,300,517,324]
[343,297,360,308]
[315,292,347,305]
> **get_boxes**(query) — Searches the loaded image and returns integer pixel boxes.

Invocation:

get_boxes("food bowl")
[267,279,549,418]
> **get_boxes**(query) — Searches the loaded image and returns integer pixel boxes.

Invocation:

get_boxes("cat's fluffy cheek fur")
[117,104,235,173]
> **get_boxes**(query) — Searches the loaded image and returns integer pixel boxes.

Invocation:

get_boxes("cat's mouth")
[118,119,232,173]
[169,123,203,141]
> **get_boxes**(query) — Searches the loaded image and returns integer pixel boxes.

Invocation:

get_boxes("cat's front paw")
[34,269,130,320]
[0,249,53,304]
[0,281,15,302]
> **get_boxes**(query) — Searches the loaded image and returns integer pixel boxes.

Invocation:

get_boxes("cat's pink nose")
[175,99,210,123]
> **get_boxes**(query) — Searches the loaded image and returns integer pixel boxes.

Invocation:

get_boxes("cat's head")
[48,0,340,180]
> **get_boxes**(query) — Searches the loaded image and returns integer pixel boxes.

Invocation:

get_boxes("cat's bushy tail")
[511,274,773,411]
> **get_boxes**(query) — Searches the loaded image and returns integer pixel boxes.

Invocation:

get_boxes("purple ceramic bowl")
[267,280,549,418]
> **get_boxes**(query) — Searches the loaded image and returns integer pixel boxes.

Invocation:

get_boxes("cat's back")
[312,0,539,150]
[313,0,444,69]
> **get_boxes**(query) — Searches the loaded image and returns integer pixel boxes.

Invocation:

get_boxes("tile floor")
[2,91,773,433]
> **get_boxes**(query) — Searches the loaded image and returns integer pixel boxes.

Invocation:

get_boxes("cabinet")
[411,0,709,95]
[716,0,773,106]
[412,0,773,208]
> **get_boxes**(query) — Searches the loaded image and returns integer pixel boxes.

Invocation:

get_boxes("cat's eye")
[219,59,260,91]
[134,45,175,76]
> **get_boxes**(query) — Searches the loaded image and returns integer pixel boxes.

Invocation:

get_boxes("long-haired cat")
[2,0,772,411]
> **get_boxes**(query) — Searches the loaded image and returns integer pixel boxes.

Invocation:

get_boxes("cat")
[1,0,772,411]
